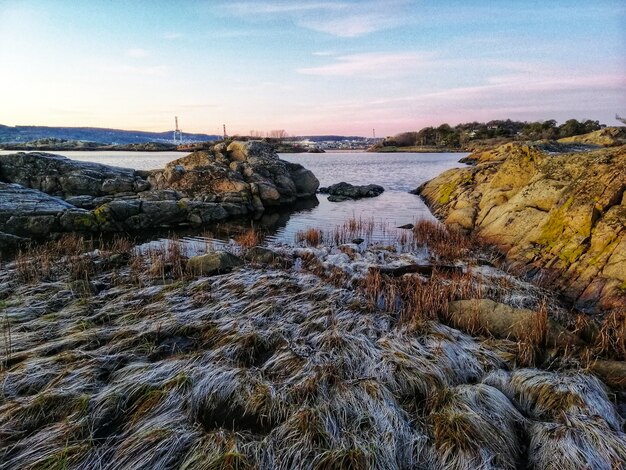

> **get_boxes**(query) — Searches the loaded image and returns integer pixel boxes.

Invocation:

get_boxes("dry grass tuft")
[234,227,263,249]
[413,219,476,261]
[595,309,626,361]
[296,228,323,247]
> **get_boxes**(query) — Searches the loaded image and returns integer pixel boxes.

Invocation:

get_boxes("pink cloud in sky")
[298,52,435,77]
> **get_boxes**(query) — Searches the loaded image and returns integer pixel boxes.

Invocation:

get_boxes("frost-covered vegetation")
[0,220,624,469]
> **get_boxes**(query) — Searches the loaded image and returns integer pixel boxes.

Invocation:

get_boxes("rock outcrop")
[148,141,319,209]
[558,126,626,147]
[417,142,626,314]
[0,142,319,249]
[319,182,384,202]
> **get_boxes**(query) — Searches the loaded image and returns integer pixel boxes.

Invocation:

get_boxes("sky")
[0,0,624,137]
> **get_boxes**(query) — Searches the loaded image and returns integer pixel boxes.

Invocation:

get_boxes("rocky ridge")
[416,142,626,314]
[0,141,319,251]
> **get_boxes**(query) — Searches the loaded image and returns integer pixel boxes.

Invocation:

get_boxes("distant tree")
[268,129,288,143]
[558,119,584,138]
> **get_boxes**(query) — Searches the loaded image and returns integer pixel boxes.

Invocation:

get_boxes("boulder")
[0,231,28,253]
[0,152,148,197]
[418,143,626,314]
[243,246,292,267]
[448,299,580,348]
[148,141,318,210]
[187,251,244,275]
[319,182,384,202]
[0,182,91,237]
[286,162,320,197]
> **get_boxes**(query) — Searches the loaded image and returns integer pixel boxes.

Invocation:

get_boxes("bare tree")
[268,129,288,143]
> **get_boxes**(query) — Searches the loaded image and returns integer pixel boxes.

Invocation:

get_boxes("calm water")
[0,149,185,171]
[0,149,467,248]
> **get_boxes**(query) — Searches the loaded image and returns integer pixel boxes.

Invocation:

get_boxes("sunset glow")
[1,0,624,136]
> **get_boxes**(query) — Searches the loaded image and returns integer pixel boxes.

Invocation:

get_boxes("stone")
[187,251,244,275]
[244,246,292,267]
[319,182,384,201]
[148,140,318,210]
[140,201,187,226]
[0,231,28,253]
[286,162,320,197]
[447,299,581,349]
[185,202,229,225]
[0,152,140,197]
[0,182,89,237]
[65,195,96,209]
[107,200,142,221]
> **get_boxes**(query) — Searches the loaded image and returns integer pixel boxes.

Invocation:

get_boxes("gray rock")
[319,182,384,201]
[0,182,90,237]
[0,152,139,197]
[149,141,319,211]
[187,251,244,275]
[0,145,320,239]
[186,202,229,225]
[140,201,187,226]
[244,246,293,267]
[65,195,96,209]
[0,231,28,253]
[286,162,320,197]
[138,190,181,201]
[107,200,142,221]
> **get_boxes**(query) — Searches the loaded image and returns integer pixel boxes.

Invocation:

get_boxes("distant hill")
[0,124,219,145]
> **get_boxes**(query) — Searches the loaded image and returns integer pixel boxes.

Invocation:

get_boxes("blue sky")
[0,0,624,136]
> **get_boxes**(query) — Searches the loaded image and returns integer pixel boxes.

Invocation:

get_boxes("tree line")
[385,119,605,149]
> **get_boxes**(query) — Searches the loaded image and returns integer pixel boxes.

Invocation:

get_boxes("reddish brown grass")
[413,219,476,261]
[296,228,323,247]
[234,228,262,249]
[595,310,626,361]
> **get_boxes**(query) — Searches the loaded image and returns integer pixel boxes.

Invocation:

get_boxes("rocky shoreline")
[0,141,319,252]
[416,142,626,316]
[1,139,625,469]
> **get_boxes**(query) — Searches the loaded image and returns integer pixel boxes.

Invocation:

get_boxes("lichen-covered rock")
[558,126,626,147]
[187,251,244,275]
[418,143,626,313]
[148,140,319,209]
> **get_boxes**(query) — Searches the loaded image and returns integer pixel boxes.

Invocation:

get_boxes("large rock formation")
[0,142,319,250]
[148,141,319,209]
[417,142,626,314]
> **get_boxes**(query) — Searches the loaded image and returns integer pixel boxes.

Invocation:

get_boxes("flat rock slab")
[0,182,78,216]
[0,152,146,197]
[0,182,91,238]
